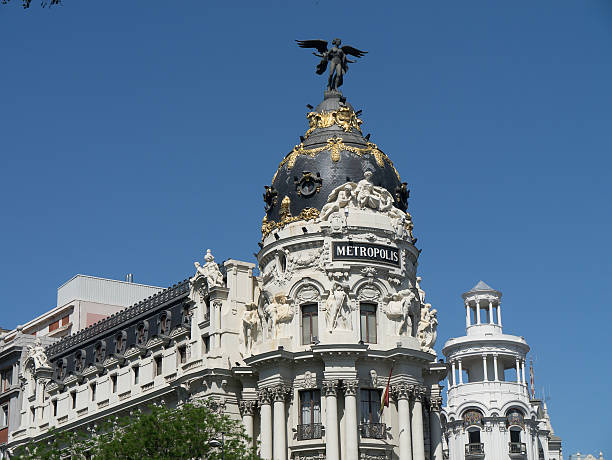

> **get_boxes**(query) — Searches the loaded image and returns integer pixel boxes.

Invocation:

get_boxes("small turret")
[462,280,502,336]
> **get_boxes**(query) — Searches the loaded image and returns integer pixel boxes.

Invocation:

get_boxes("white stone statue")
[194,249,224,289]
[264,294,294,339]
[418,303,438,354]
[325,283,351,331]
[242,303,259,354]
[385,289,418,336]
[321,183,357,220]
[26,339,50,370]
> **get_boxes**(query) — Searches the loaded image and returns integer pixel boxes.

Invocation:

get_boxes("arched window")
[463,409,485,455]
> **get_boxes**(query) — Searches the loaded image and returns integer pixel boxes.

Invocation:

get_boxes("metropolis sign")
[331,241,400,267]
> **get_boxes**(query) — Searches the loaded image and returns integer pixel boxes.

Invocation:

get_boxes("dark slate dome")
[263,90,406,225]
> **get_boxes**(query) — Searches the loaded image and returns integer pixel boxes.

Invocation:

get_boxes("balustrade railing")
[465,443,485,457]
[296,423,322,440]
[360,422,386,439]
[509,442,527,455]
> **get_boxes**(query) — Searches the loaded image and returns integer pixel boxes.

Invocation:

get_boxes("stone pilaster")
[239,400,257,450]
[343,380,359,460]
[411,386,426,460]
[392,382,413,460]
[257,389,273,460]
[271,385,290,460]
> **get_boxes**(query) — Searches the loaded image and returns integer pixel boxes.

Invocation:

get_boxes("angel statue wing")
[296,39,329,74]
[341,45,368,58]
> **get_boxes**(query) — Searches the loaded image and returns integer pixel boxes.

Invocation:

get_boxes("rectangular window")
[1,405,8,427]
[178,346,187,364]
[90,382,96,401]
[299,390,321,425]
[301,304,319,345]
[203,336,210,354]
[110,375,117,393]
[49,320,60,332]
[468,430,481,444]
[154,356,163,377]
[360,388,381,424]
[71,391,77,409]
[360,303,377,344]
[133,366,139,384]
[1,368,11,391]
[52,399,57,417]
[510,430,521,443]
[61,315,70,326]
[31,407,35,422]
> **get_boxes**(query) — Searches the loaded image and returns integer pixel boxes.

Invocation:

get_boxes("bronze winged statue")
[296,38,367,91]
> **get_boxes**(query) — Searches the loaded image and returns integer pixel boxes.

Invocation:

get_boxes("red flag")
[379,365,393,416]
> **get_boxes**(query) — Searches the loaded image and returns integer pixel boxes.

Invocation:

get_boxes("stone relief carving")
[241,303,259,355]
[302,371,316,389]
[370,370,378,387]
[323,282,352,332]
[418,303,438,354]
[357,284,381,302]
[264,294,294,339]
[384,289,419,336]
[296,284,321,303]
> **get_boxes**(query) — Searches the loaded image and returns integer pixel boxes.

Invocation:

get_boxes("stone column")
[258,389,273,460]
[476,301,481,324]
[411,387,426,460]
[458,359,464,385]
[271,385,289,460]
[451,361,457,387]
[521,360,527,386]
[488,301,493,324]
[343,380,359,460]
[482,355,488,381]
[240,400,257,451]
[497,302,502,327]
[392,383,413,460]
[465,303,470,328]
[429,396,444,460]
[323,379,340,460]
[515,358,521,384]
[493,354,499,381]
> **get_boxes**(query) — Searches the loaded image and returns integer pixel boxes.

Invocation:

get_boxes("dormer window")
[159,314,169,335]
[115,331,127,354]
[94,341,106,364]
[136,322,149,346]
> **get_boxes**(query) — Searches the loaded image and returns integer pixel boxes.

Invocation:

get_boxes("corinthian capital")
[322,379,340,396]
[257,388,272,405]
[270,384,291,402]
[391,381,414,401]
[413,385,426,401]
[343,379,359,396]
[239,400,258,416]
[429,396,443,411]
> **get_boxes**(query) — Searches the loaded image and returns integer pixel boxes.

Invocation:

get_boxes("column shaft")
[476,301,481,324]
[343,381,359,460]
[515,358,521,384]
[521,360,527,385]
[488,301,493,324]
[458,360,464,385]
[260,402,273,460]
[482,355,488,381]
[324,381,340,460]
[397,394,412,460]
[451,361,457,387]
[465,304,470,328]
[273,399,286,460]
[411,394,426,460]
[493,355,499,381]
[430,403,443,460]
[497,303,502,327]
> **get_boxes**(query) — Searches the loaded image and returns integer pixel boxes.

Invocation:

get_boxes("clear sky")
[1,0,610,456]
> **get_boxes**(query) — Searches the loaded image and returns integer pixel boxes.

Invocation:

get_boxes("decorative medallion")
[294,171,323,197]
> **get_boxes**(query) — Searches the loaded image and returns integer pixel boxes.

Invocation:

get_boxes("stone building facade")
[441,282,562,460]
[8,87,448,460]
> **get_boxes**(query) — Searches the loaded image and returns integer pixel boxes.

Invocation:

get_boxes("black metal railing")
[360,423,386,439]
[465,443,485,456]
[296,423,323,440]
[509,442,527,455]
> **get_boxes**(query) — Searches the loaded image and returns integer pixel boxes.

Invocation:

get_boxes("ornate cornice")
[343,379,359,396]
[322,379,340,397]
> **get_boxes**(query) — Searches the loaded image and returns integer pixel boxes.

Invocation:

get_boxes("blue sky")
[1,0,610,455]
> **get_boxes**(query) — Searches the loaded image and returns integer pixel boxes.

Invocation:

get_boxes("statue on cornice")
[296,38,367,91]
[418,303,438,354]
[194,249,224,290]
[264,294,294,339]
[26,339,51,370]
[325,282,351,332]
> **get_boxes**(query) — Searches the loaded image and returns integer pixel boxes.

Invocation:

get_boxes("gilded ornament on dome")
[273,137,400,182]
[304,106,363,139]
[260,207,321,239]
[280,196,292,220]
